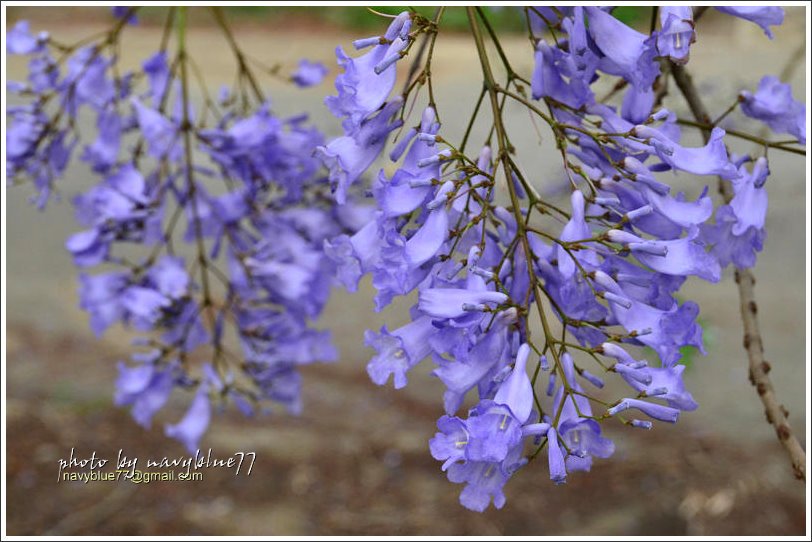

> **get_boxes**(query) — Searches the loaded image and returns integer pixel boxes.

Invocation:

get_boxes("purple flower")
[316,98,403,204]
[430,415,469,470]
[562,7,590,69]
[702,157,769,270]
[324,219,382,292]
[365,316,434,389]
[370,254,431,310]
[531,39,594,108]
[493,343,534,424]
[78,271,128,335]
[702,206,765,270]
[639,182,714,231]
[460,343,536,463]
[292,59,329,88]
[121,286,171,330]
[165,384,211,453]
[245,227,330,315]
[634,125,740,179]
[374,107,440,218]
[546,427,567,484]
[559,416,614,473]
[716,6,784,38]
[447,460,509,512]
[115,358,175,428]
[148,256,189,299]
[558,190,598,278]
[527,7,572,36]
[608,397,680,423]
[607,227,721,283]
[432,308,518,415]
[69,166,160,252]
[656,7,694,64]
[740,76,806,144]
[558,419,615,472]
[406,205,450,267]
[418,288,508,320]
[585,7,659,89]
[729,157,769,235]
[446,443,525,512]
[81,109,121,172]
[595,271,704,366]
[621,85,655,124]
[325,12,411,130]
[6,109,46,167]
[621,364,698,411]
[10,18,356,457]
[66,228,110,267]
[142,51,170,107]
[28,52,59,93]
[162,300,210,353]
[7,21,44,55]
[465,402,525,463]
[131,98,180,160]
[63,47,116,114]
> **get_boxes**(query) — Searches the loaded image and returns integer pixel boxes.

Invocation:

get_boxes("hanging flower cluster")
[319,6,805,511]
[6,8,356,453]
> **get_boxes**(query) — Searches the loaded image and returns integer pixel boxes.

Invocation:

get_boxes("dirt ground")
[4,7,808,536]
[5,324,807,536]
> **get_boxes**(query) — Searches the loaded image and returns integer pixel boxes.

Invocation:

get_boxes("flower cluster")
[316,11,417,204]
[319,6,805,511]
[7,19,110,207]
[7,9,348,452]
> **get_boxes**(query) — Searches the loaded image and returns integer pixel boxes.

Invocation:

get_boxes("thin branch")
[211,7,265,103]
[693,6,711,23]
[400,22,432,96]
[467,8,575,429]
[671,62,806,481]
[649,6,659,35]
[177,7,221,375]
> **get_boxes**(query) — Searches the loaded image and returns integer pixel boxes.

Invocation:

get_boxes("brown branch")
[671,63,806,481]
[693,6,711,23]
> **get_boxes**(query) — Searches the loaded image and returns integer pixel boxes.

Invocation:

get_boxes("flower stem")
[467,7,573,425]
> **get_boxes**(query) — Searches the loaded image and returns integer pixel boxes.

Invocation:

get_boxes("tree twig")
[693,6,711,23]
[671,62,806,481]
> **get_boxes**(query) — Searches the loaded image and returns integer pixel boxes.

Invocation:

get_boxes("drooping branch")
[671,62,806,481]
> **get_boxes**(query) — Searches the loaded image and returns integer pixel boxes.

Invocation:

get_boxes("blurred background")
[5,6,807,536]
